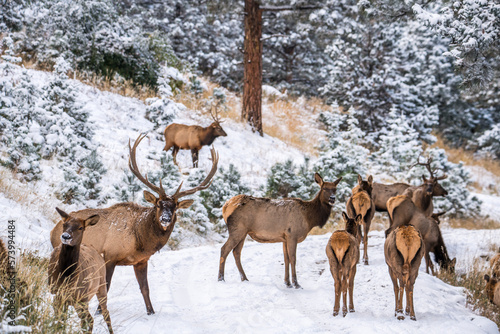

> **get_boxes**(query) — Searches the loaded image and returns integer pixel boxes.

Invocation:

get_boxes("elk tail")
[395,226,421,286]
[331,232,350,266]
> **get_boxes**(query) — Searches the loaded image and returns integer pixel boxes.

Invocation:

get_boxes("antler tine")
[128,133,167,199]
[173,146,219,200]
[410,153,435,178]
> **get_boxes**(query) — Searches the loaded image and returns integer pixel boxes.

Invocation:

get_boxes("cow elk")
[386,194,456,275]
[484,275,500,306]
[326,212,361,317]
[346,174,375,265]
[163,107,227,167]
[358,155,447,214]
[218,173,342,288]
[48,208,113,334]
[51,133,219,315]
[385,224,424,321]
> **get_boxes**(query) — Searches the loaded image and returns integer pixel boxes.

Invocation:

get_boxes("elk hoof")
[285,282,293,288]
[342,308,347,317]
[294,283,302,289]
[363,260,369,265]
[333,310,339,317]
[147,308,155,315]
[396,312,405,321]
[218,274,225,282]
[349,308,355,313]
[410,315,417,321]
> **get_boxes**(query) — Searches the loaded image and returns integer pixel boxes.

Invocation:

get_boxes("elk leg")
[232,238,248,281]
[348,265,357,313]
[333,276,341,316]
[75,302,93,334]
[191,149,199,168]
[283,241,291,288]
[424,251,434,275]
[219,236,240,281]
[172,146,179,166]
[342,271,348,317]
[408,282,416,321]
[286,239,301,289]
[363,222,369,265]
[97,284,113,334]
[133,262,155,315]
[388,267,400,317]
[397,278,405,320]
[96,261,116,315]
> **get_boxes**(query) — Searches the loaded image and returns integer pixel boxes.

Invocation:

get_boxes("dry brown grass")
[445,217,500,230]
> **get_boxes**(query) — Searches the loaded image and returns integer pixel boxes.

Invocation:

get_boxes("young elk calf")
[346,175,375,265]
[163,108,227,167]
[48,208,113,334]
[384,224,424,321]
[326,212,361,317]
[218,173,342,288]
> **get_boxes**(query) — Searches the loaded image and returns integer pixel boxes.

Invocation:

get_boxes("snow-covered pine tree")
[476,124,500,160]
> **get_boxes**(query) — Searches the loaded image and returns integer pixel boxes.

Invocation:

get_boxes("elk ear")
[333,176,342,186]
[178,199,194,209]
[367,175,373,185]
[357,174,362,185]
[55,207,70,221]
[84,215,100,227]
[355,214,363,224]
[314,173,324,186]
[143,191,158,205]
[485,274,490,282]
[342,211,348,223]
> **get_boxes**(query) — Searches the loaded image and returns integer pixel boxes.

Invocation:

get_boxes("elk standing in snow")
[326,212,361,317]
[346,175,375,265]
[218,173,342,288]
[163,108,227,167]
[385,224,424,321]
[49,208,113,333]
[51,133,219,315]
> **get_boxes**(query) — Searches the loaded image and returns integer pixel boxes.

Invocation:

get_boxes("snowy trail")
[88,231,499,334]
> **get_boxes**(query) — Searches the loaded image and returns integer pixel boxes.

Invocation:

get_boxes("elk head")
[484,274,498,304]
[315,173,342,206]
[357,174,373,196]
[209,106,227,137]
[342,211,362,238]
[430,211,447,225]
[412,154,448,196]
[56,207,100,247]
[129,133,219,231]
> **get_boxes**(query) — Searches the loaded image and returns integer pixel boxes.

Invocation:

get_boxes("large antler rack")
[410,153,447,180]
[172,146,219,200]
[128,133,168,200]
[210,104,223,123]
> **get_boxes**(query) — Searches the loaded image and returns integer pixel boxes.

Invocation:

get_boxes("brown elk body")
[384,224,424,321]
[218,173,342,288]
[48,208,113,334]
[386,192,456,275]
[0,239,7,276]
[51,134,219,315]
[163,110,226,168]
[485,275,500,306]
[326,212,361,317]
[346,175,375,265]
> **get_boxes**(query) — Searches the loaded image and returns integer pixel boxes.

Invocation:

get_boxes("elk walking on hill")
[48,208,113,334]
[357,155,447,214]
[326,212,361,317]
[163,108,227,167]
[51,133,219,315]
[218,173,342,288]
[385,224,424,321]
[386,192,456,275]
[346,175,375,265]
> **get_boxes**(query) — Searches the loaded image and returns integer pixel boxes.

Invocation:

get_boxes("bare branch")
[261,5,322,12]
[261,34,287,41]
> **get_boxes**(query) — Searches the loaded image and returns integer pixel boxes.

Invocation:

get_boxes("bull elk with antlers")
[385,224,424,321]
[51,133,219,315]
[163,107,227,167]
[346,175,375,265]
[218,173,342,288]
[326,212,361,317]
[356,155,448,215]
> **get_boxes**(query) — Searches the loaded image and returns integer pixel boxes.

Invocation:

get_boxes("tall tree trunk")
[242,0,263,136]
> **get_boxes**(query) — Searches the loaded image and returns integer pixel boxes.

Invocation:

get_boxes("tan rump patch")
[387,194,411,221]
[222,195,246,220]
[395,225,421,263]
[352,191,371,217]
[330,231,350,263]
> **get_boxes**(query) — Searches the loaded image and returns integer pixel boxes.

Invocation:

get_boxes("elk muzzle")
[159,210,174,230]
[328,194,336,206]
[60,232,73,245]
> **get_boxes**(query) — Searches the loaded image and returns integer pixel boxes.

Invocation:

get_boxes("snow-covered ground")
[83,230,499,334]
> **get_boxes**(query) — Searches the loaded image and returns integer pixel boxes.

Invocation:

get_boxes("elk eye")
[78,227,83,230]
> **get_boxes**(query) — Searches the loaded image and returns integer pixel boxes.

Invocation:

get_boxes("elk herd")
[15,115,494,332]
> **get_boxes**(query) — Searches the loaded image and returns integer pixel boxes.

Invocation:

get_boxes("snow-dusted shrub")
[265,159,315,200]
[199,164,250,232]
[476,124,500,159]
[144,98,177,131]
[113,169,143,202]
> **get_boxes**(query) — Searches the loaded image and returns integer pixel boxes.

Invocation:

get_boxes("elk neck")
[58,243,80,278]
[133,206,175,254]
[306,190,333,229]
[200,126,218,146]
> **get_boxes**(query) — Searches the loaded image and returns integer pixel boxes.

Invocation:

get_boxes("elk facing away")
[163,108,227,167]
[218,173,342,288]
[386,191,456,275]
[359,155,447,214]
[346,174,375,265]
[326,212,361,317]
[48,208,113,334]
[51,133,219,315]
[385,224,424,321]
